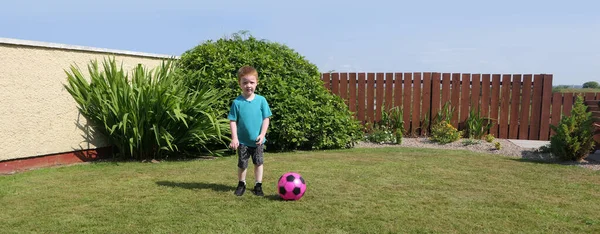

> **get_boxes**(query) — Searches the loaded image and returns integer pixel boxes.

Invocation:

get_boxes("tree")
[582,81,599,89]
[549,95,595,161]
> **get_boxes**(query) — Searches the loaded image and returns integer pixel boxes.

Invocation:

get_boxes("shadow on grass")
[265,194,283,201]
[506,150,561,165]
[156,182,291,201]
[156,181,235,192]
[508,150,600,167]
[507,157,559,165]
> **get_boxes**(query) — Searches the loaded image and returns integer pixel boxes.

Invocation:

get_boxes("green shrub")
[64,58,230,160]
[177,32,362,151]
[549,95,595,161]
[464,108,493,139]
[430,121,462,144]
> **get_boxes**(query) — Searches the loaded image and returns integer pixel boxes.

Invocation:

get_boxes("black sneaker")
[234,181,246,196]
[252,183,264,196]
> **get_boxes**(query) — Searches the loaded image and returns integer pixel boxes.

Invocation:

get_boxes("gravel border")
[355,138,600,171]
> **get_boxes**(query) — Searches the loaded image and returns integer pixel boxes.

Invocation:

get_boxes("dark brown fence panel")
[586,92,596,101]
[481,74,491,120]
[509,75,521,139]
[357,73,366,122]
[451,73,461,127]
[322,73,331,90]
[472,74,481,110]
[394,73,403,115]
[403,73,412,132]
[460,74,470,129]
[422,73,432,135]
[331,73,340,96]
[412,73,422,135]
[349,73,357,113]
[498,75,511,138]
[340,73,348,104]
[529,74,543,140]
[431,73,441,127]
[550,92,562,136]
[490,74,501,137]
[563,92,574,116]
[375,73,385,121]
[366,73,375,122]
[539,75,553,140]
[442,73,451,108]
[519,75,532,139]
[385,73,394,111]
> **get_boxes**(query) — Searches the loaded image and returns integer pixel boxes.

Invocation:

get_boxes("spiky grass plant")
[64,57,230,160]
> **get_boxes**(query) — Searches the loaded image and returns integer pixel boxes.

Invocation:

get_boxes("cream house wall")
[0,38,177,161]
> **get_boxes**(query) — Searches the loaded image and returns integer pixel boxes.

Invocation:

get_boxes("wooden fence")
[321,72,600,140]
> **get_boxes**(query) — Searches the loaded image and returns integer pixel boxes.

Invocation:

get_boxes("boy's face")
[239,75,258,96]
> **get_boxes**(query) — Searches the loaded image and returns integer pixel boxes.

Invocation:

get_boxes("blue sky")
[1,0,599,85]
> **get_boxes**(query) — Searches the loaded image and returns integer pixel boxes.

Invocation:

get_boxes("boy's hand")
[255,135,265,145]
[229,139,239,150]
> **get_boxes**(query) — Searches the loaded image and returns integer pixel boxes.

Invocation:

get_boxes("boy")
[228,66,272,196]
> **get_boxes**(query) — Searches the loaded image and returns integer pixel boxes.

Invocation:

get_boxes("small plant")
[382,106,404,144]
[366,106,404,144]
[464,107,493,139]
[430,121,462,144]
[429,102,461,144]
[434,102,454,125]
[462,138,481,146]
[549,95,595,161]
[365,129,395,144]
[421,111,430,136]
[485,134,495,143]
[494,141,502,150]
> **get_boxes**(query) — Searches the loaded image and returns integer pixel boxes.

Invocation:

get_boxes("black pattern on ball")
[286,175,295,182]
[300,176,305,184]
[279,186,287,195]
[293,187,301,195]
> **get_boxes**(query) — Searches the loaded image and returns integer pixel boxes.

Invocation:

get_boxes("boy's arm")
[256,117,270,145]
[229,121,239,149]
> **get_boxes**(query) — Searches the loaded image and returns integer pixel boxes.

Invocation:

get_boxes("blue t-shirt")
[227,94,272,147]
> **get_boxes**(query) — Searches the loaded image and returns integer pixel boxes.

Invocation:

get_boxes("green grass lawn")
[1,147,599,233]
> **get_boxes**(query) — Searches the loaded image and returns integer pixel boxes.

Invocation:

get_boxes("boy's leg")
[235,145,250,196]
[238,168,247,183]
[254,164,263,184]
[251,144,265,196]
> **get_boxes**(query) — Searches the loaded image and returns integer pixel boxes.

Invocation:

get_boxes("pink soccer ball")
[277,172,306,200]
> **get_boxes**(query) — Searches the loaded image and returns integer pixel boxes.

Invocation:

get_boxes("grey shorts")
[237,144,264,169]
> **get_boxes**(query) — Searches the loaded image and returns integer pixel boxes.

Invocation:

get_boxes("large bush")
[64,58,230,160]
[177,32,363,151]
[549,95,595,161]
